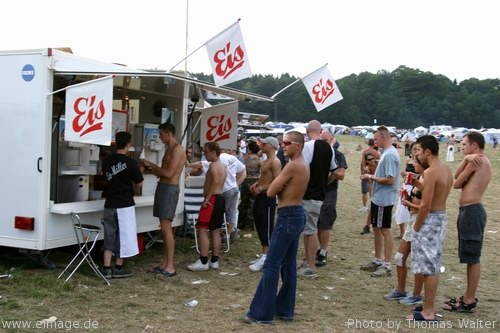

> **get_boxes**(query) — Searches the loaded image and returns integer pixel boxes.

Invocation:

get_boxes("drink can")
[406,173,413,184]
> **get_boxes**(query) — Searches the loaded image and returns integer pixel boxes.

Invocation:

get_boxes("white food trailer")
[0,48,272,261]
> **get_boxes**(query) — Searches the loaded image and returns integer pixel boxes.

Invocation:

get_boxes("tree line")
[193,65,500,129]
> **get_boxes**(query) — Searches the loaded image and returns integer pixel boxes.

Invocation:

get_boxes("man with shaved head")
[360,126,400,277]
[316,131,347,267]
[298,120,337,278]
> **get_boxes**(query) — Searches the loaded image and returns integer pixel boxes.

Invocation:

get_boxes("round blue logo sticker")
[22,64,35,82]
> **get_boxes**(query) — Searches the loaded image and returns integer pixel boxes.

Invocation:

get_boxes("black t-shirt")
[327,149,348,191]
[102,153,144,209]
[304,140,334,201]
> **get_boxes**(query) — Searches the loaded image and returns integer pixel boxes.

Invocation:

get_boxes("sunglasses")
[282,141,301,146]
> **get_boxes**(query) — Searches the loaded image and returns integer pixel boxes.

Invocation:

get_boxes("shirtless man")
[143,123,186,277]
[242,130,309,323]
[407,135,453,321]
[443,131,491,312]
[187,142,227,271]
[248,137,282,272]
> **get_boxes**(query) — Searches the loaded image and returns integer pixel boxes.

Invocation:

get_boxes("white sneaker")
[249,254,261,265]
[187,259,209,271]
[209,261,220,270]
[358,206,369,214]
[249,255,266,272]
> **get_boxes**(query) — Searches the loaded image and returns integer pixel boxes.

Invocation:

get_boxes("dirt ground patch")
[1,135,499,332]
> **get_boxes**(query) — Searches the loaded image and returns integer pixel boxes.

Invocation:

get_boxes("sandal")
[444,296,459,305]
[443,296,478,313]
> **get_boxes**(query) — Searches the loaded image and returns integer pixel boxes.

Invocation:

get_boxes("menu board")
[112,109,128,143]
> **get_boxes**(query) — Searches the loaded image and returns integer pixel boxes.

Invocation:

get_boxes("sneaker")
[230,229,240,243]
[360,261,381,272]
[297,267,318,278]
[399,293,424,305]
[112,267,134,279]
[209,261,220,270]
[98,267,112,279]
[239,314,256,324]
[249,255,266,272]
[358,206,369,214]
[297,260,309,270]
[315,250,327,267]
[371,265,392,277]
[187,259,209,271]
[383,288,407,301]
[249,254,261,265]
[360,225,370,235]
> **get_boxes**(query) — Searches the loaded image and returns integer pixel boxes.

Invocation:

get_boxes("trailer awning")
[49,49,274,103]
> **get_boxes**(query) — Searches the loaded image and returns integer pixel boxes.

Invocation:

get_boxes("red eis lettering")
[213,42,245,79]
[206,115,232,142]
[312,78,334,104]
[72,95,106,137]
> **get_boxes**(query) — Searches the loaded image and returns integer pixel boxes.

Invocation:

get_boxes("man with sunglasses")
[242,131,309,324]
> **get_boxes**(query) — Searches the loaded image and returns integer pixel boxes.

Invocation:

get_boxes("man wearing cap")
[248,137,282,272]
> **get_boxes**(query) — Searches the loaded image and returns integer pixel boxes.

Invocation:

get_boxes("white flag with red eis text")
[206,21,252,87]
[200,101,239,151]
[301,66,343,112]
[64,76,113,145]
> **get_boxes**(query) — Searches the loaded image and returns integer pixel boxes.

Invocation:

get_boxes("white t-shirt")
[220,153,246,192]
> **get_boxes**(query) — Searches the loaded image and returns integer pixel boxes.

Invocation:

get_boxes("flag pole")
[271,63,329,98]
[47,75,113,96]
[184,0,189,74]
[169,18,241,72]
[301,63,329,80]
[271,78,301,99]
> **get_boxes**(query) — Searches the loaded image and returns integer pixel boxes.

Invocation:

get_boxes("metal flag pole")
[169,18,241,72]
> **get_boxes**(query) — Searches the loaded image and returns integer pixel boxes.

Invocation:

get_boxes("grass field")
[1,134,499,333]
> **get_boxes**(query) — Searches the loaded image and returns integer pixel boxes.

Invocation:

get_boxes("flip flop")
[410,311,441,322]
[147,266,162,273]
[412,306,443,318]
[157,269,177,277]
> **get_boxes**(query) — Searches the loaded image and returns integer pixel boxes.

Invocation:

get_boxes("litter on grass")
[38,316,57,324]
[184,299,199,307]
[191,279,210,285]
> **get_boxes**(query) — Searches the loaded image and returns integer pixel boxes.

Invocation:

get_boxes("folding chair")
[58,212,110,285]
[184,176,230,253]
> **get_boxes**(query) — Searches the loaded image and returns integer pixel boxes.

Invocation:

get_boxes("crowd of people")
[97,121,491,324]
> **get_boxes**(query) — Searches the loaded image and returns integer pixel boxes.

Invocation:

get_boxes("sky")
[2,0,499,82]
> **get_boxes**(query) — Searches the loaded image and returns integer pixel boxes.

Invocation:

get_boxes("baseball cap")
[257,136,279,150]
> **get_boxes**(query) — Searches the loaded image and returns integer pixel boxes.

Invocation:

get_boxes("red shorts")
[197,195,225,230]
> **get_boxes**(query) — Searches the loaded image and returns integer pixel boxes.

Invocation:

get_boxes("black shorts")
[102,208,121,257]
[318,189,338,230]
[457,203,487,264]
[370,202,393,229]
